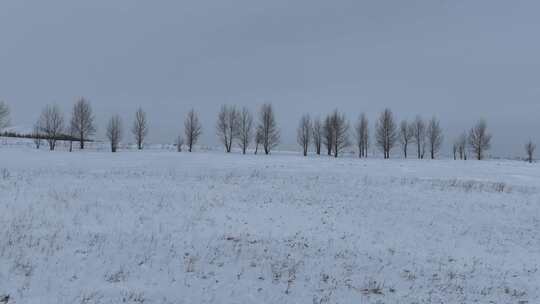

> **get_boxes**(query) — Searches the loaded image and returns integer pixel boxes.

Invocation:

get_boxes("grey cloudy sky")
[1,0,539,156]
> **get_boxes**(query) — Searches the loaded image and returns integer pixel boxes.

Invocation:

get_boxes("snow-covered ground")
[1,145,539,303]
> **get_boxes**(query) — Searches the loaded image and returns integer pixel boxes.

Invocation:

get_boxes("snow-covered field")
[1,145,539,303]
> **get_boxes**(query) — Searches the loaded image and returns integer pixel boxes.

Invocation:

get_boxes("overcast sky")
[1,0,539,157]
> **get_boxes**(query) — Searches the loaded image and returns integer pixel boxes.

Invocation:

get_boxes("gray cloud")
[1,0,539,157]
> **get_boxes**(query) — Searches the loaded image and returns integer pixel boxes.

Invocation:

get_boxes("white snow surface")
[1,146,539,303]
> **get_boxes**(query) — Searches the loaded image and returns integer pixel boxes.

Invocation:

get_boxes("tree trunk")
[404,143,407,158]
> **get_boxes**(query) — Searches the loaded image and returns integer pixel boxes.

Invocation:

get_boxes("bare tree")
[312,117,322,155]
[132,107,148,150]
[375,108,398,159]
[329,110,350,158]
[70,97,96,149]
[355,113,369,158]
[216,105,239,153]
[322,115,333,156]
[426,117,443,159]
[176,135,184,152]
[226,106,239,152]
[237,107,253,154]
[457,132,468,160]
[525,140,536,163]
[412,115,426,159]
[0,101,10,130]
[38,104,65,151]
[297,114,312,156]
[32,122,42,149]
[257,103,280,154]
[216,105,228,151]
[184,109,202,152]
[468,119,492,160]
[254,128,263,155]
[68,123,75,152]
[452,140,458,160]
[106,115,123,153]
[399,120,414,158]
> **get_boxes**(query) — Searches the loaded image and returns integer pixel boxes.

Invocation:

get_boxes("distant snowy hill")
[1,125,33,135]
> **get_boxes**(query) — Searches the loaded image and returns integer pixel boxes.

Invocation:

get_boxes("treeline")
[0,100,537,162]
[213,105,509,161]
[0,130,81,142]
[294,109,497,161]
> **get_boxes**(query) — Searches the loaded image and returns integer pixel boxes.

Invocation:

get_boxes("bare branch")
[257,103,279,155]
[38,104,65,151]
[106,114,123,153]
[412,115,426,159]
[184,109,202,152]
[399,120,414,158]
[525,140,536,163]
[322,115,333,156]
[426,117,443,159]
[70,97,96,149]
[297,114,312,156]
[312,117,322,155]
[329,110,350,158]
[355,113,369,158]
[468,119,491,160]
[132,107,149,150]
[375,108,398,159]
[237,107,253,154]
[254,127,263,155]
[457,132,468,160]
[216,105,239,153]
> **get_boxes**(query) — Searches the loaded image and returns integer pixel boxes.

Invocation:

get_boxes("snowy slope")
[1,147,539,303]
